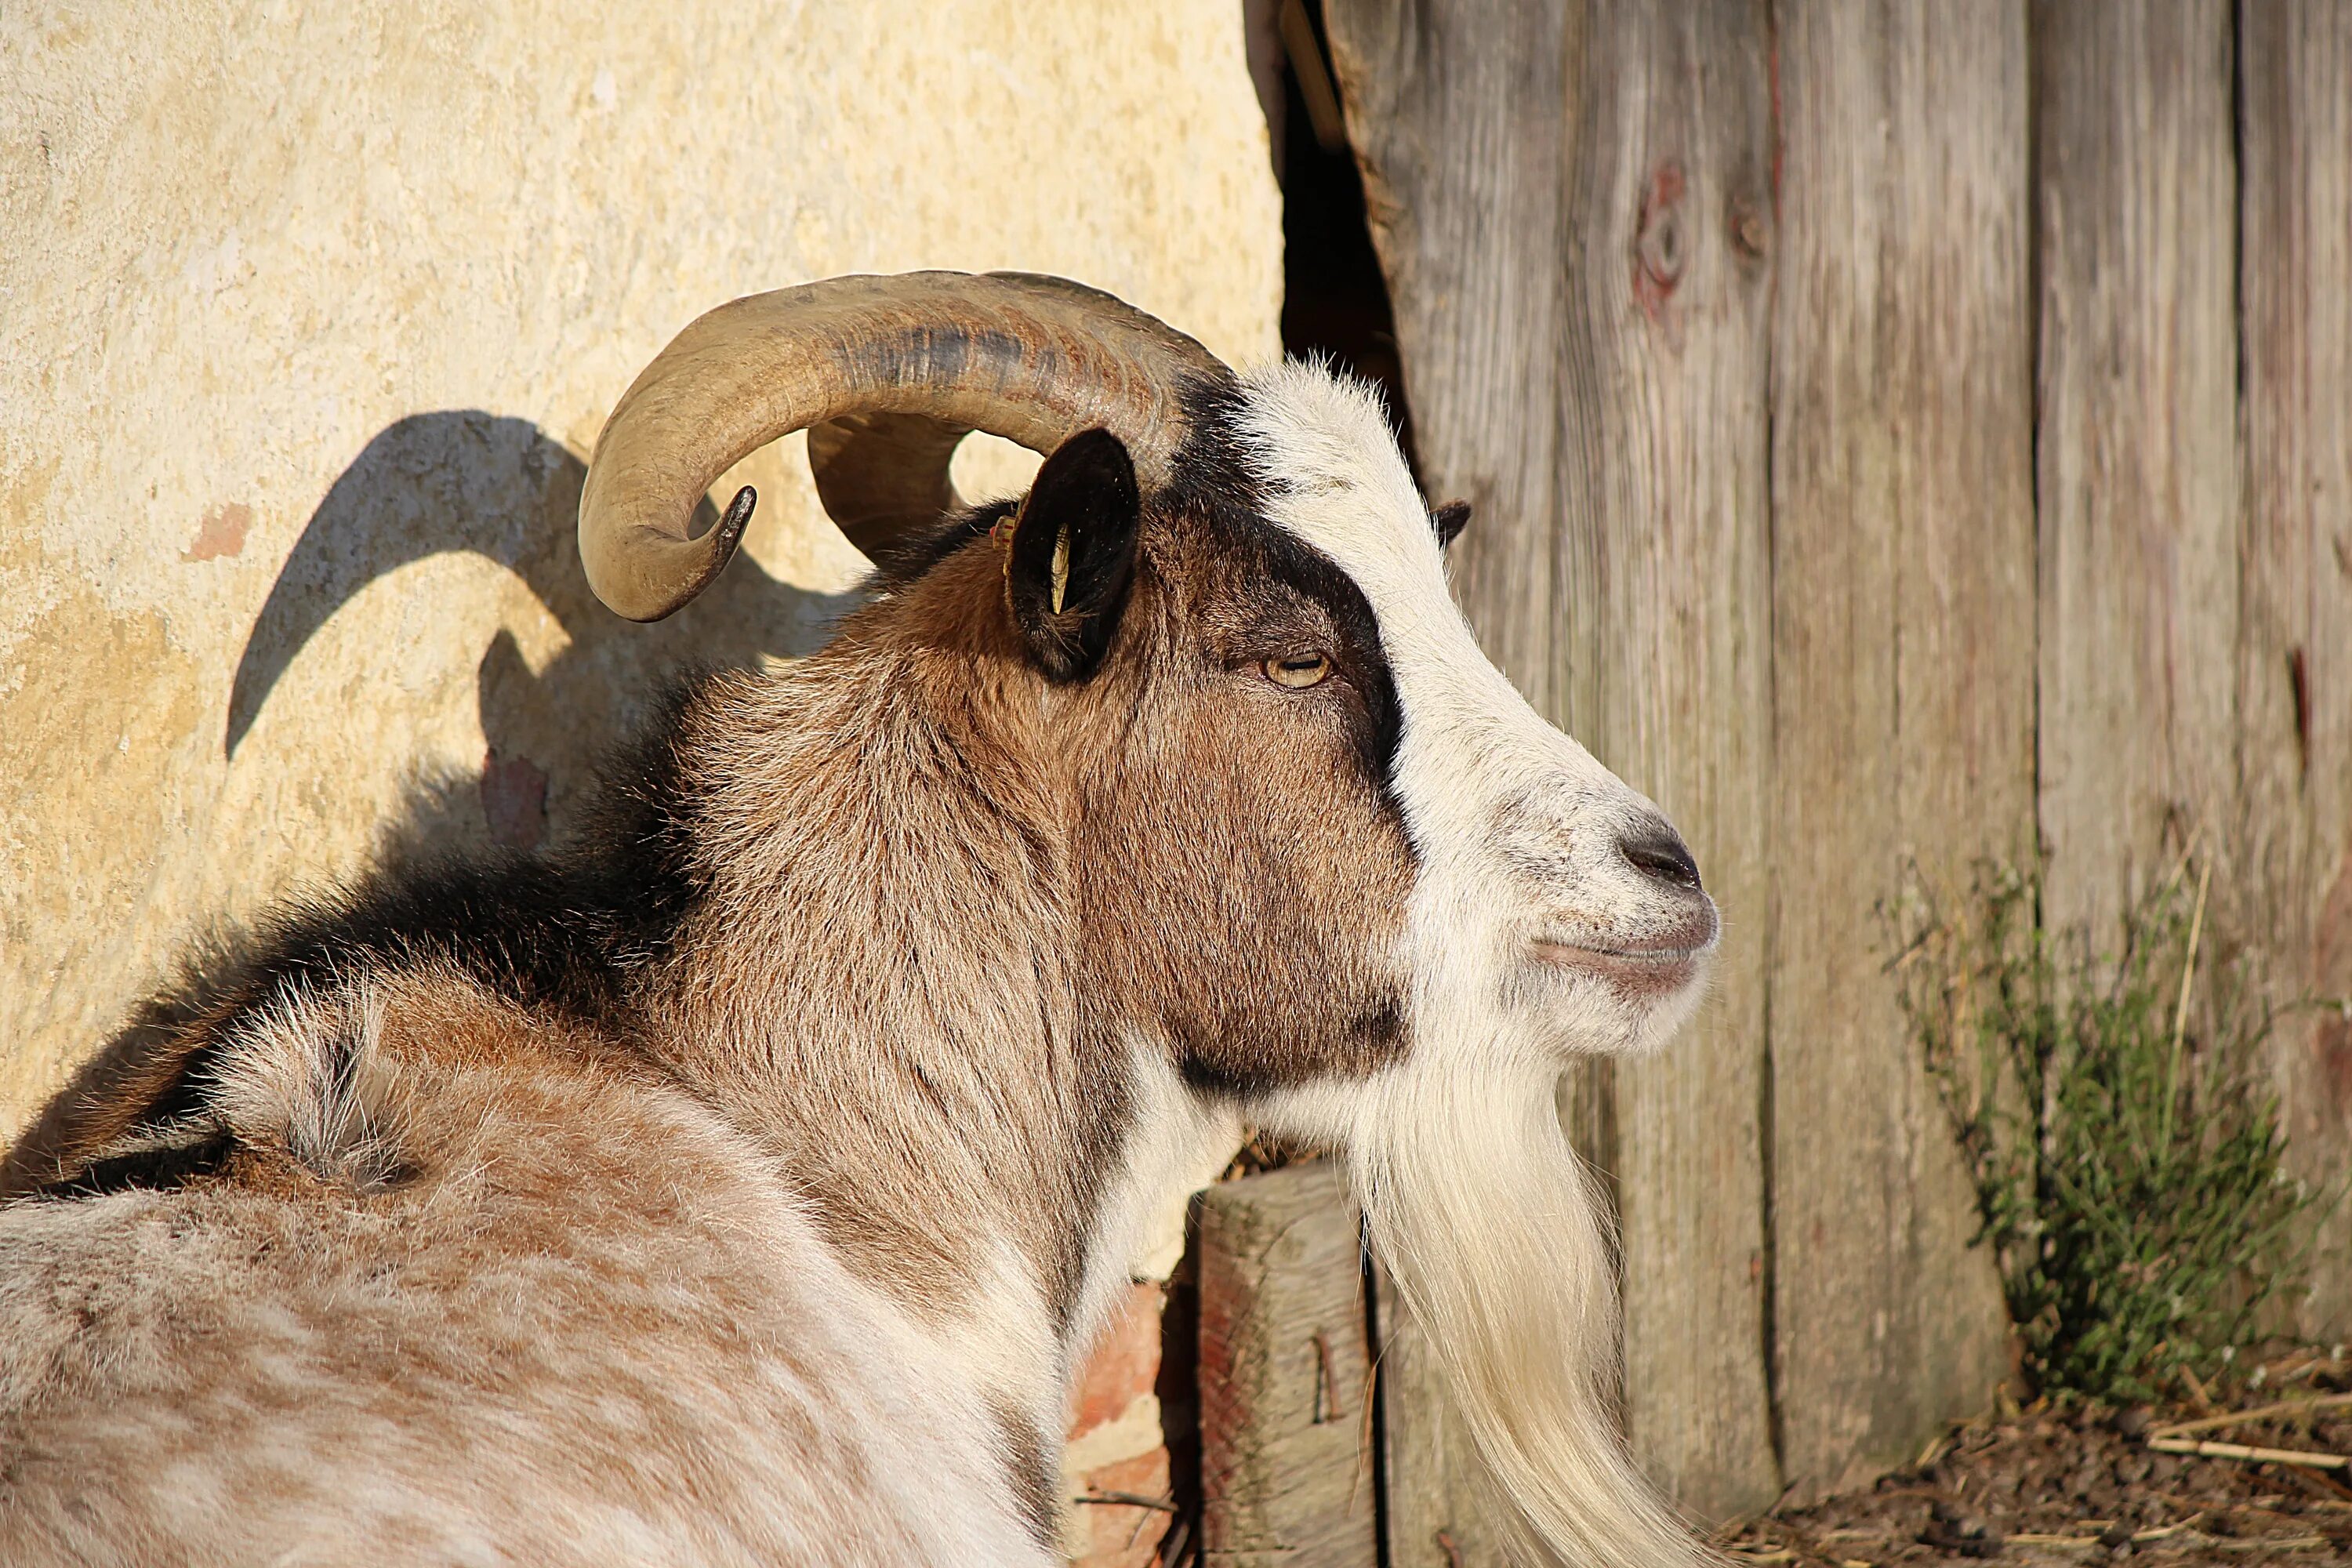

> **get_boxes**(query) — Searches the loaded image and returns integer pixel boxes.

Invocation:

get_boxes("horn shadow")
[227,409,860,855]
[4,412,865,1200]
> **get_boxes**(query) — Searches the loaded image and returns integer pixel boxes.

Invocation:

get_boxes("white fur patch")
[0,1009,1063,1568]
[1230,361,1711,1060]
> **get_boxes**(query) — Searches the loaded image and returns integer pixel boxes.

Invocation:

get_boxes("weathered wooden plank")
[1766,0,2028,1498]
[1321,0,1571,720]
[1196,1162,1377,1568]
[2033,0,2241,949]
[2237,1,2352,1337]
[1326,0,1779,1523]
[1548,2,1780,1523]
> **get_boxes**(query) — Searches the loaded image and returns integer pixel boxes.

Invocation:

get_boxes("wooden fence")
[1298,0,2352,1524]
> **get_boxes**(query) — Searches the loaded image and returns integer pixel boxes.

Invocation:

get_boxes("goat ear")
[1006,428,1141,681]
[1432,499,1472,547]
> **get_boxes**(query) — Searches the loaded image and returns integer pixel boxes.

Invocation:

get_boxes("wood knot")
[1730,199,1769,259]
[1632,162,1687,318]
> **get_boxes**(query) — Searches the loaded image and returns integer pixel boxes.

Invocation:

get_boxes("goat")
[0,272,1721,1566]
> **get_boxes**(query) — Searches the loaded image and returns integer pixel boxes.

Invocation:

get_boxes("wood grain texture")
[1765,0,2029,1499]
[1323,0,1572,720]
[1196,1163,1377,1568]
[1327,0,1779,1523]
[1322,0,2350,1527]
[2033,0,2241,949]
[2237,0,2352,1337]
[1545,1,1780,1523]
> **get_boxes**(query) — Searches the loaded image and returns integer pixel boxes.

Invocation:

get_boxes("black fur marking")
[25,1131,235,1201]
[1046,1018,1139,1334]
[1351,995,1406,1053]
[1174,1055,1240,1096]
[0,682,713,1200]
[1160,381,1406,790]
[1157,376,1266,517]
[235,684,710,1033]
[990,1401,1063,1548]
[1171,998,1399,1096]
[866,501,1010,587]
[1236,517,1403,785]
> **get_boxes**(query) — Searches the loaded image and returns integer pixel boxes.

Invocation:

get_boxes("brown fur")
[637,496,1413,1316]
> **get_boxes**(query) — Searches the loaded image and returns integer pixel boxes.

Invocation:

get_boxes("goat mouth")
[1527,939,1705,998]
[1530,938,1705,965]
[1527,909,1718,996]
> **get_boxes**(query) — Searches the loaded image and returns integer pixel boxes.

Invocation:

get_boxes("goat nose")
[1619,821,1703,893]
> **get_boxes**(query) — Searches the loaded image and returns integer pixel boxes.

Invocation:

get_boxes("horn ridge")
[579,270,1230,622]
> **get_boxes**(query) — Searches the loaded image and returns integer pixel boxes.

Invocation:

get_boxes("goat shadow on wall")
[227,410,858,860]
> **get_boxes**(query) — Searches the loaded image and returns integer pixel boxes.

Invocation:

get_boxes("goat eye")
[1263,653,1332,689]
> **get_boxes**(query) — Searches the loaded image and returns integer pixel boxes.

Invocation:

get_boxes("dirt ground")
[1721,1374,2352,1566]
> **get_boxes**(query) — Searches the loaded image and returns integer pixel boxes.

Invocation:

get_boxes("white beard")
[1345,1051,1715,1568]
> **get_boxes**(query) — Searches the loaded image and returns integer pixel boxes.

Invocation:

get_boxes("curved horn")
[579,270,1230,621]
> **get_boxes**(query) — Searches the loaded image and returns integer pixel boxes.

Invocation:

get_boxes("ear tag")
[991,503,1021,580]
[1050,522,1071,614]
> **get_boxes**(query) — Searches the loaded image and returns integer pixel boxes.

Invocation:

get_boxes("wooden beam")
[1547,1,1782,1522]
[1765,0,2029,1500]
[1196,1162,1377,1568]
[1320,2,1585,1530]
[1321,0,1572,718]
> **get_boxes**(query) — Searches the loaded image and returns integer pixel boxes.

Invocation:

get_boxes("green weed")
[1892,858,2336,1404]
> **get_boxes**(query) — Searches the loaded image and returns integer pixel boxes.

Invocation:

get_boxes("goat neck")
[637,543,1236,1486]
